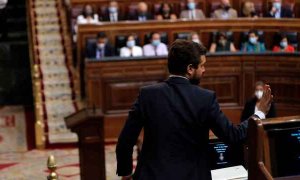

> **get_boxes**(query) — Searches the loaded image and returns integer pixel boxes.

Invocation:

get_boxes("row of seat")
[70,0,298,20]
[85,31,298,56]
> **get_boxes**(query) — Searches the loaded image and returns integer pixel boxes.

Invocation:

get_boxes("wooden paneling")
[85,54,300,140]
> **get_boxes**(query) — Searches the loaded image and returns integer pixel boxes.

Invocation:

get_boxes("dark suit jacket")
[128,12,153,21]
[266,7,293,18]
[240,97,276,122]
[116,77,250,180]
[100,10,124,22]
[85,42,115,59]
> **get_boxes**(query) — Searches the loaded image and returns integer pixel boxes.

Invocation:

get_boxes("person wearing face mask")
[189,32,202,45]
[120,35,143,57]
[211,0,237,19]
[85,32,115,59]
[242,30,266,52]
[101,1,123,22]
[240,81,276,122]
[128,2,153,21]
[272,34,295,52]
[209,32,236,53]
[180,0,205,20]
[143,32,168,56]
[117,40,273,180]
[156,3,177,20]
[266,0,293,18]
[77,4,99,24]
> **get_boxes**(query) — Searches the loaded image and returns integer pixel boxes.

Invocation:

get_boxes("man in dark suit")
[100,1,123,22]
[128,2,153,21]
[266,0,293,18]
[116,40,272,180]
[85,32,115,59]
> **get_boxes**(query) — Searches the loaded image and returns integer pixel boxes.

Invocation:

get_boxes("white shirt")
[189,10,196,19]
[77,14,99,24]
[255,105,266,119]
[120,46,143,57]
[143,43,168,56]
[275,9,281,18]
[109,13,118,22]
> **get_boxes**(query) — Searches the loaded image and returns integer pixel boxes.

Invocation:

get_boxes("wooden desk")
[248,116,300,179]
[85,52,300,141]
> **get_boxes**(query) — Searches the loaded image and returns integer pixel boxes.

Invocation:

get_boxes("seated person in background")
[211,0,238,19]
[180,0,205,20]
[242,1,258,18]
[85,32,115,59]
[143,32,168,56]
[101,1,122,22]
[156,3,177,20]
[120,35,143,57]
[128,2,153,21]
[209,32,236,53]
[266,0,293,18]
[273,34,295,52]
[240,81,276,122]
[242,30,266,52]
[189,32,202,45]
[77,4,99,24]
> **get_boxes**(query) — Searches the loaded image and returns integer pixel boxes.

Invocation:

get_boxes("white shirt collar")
[169,75,189,80]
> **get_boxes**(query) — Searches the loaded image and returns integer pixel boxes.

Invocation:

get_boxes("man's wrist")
[254,110,266,119]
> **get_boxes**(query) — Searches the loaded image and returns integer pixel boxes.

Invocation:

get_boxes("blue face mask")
[126,40,135,48]
[249,37,257,44]
[152,40,161,46]
[109,7,117,13]
[273,2,281,10]
[280,41,288,48]
[188,2,196,10]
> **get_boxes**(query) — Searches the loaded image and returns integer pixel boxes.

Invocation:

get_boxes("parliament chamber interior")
[0,0,300,179]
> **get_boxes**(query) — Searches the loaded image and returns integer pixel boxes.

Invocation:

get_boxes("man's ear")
[186,64,194,76]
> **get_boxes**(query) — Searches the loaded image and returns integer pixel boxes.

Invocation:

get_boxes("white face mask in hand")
[255,90,263,100]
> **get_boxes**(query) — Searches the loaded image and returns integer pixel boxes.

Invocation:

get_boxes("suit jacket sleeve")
[106,44,115,56]
[208,92,248,144]
[85,44,95,58]
[116,91,144,176]
[283,8,293,17]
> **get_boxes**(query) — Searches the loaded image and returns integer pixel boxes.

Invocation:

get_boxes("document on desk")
[211,165,248,180]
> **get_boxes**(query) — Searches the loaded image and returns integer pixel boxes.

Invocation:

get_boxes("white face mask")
[192,39,200,44]
[97,43,105,49]
[255,90,263,99]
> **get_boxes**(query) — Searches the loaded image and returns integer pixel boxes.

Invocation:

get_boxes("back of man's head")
[168,39,206,75]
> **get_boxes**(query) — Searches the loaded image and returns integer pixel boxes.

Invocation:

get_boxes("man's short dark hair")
[248,29,258,36]
[150,32,160,39]
[168,39,207,75]
[97,32,107,39]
